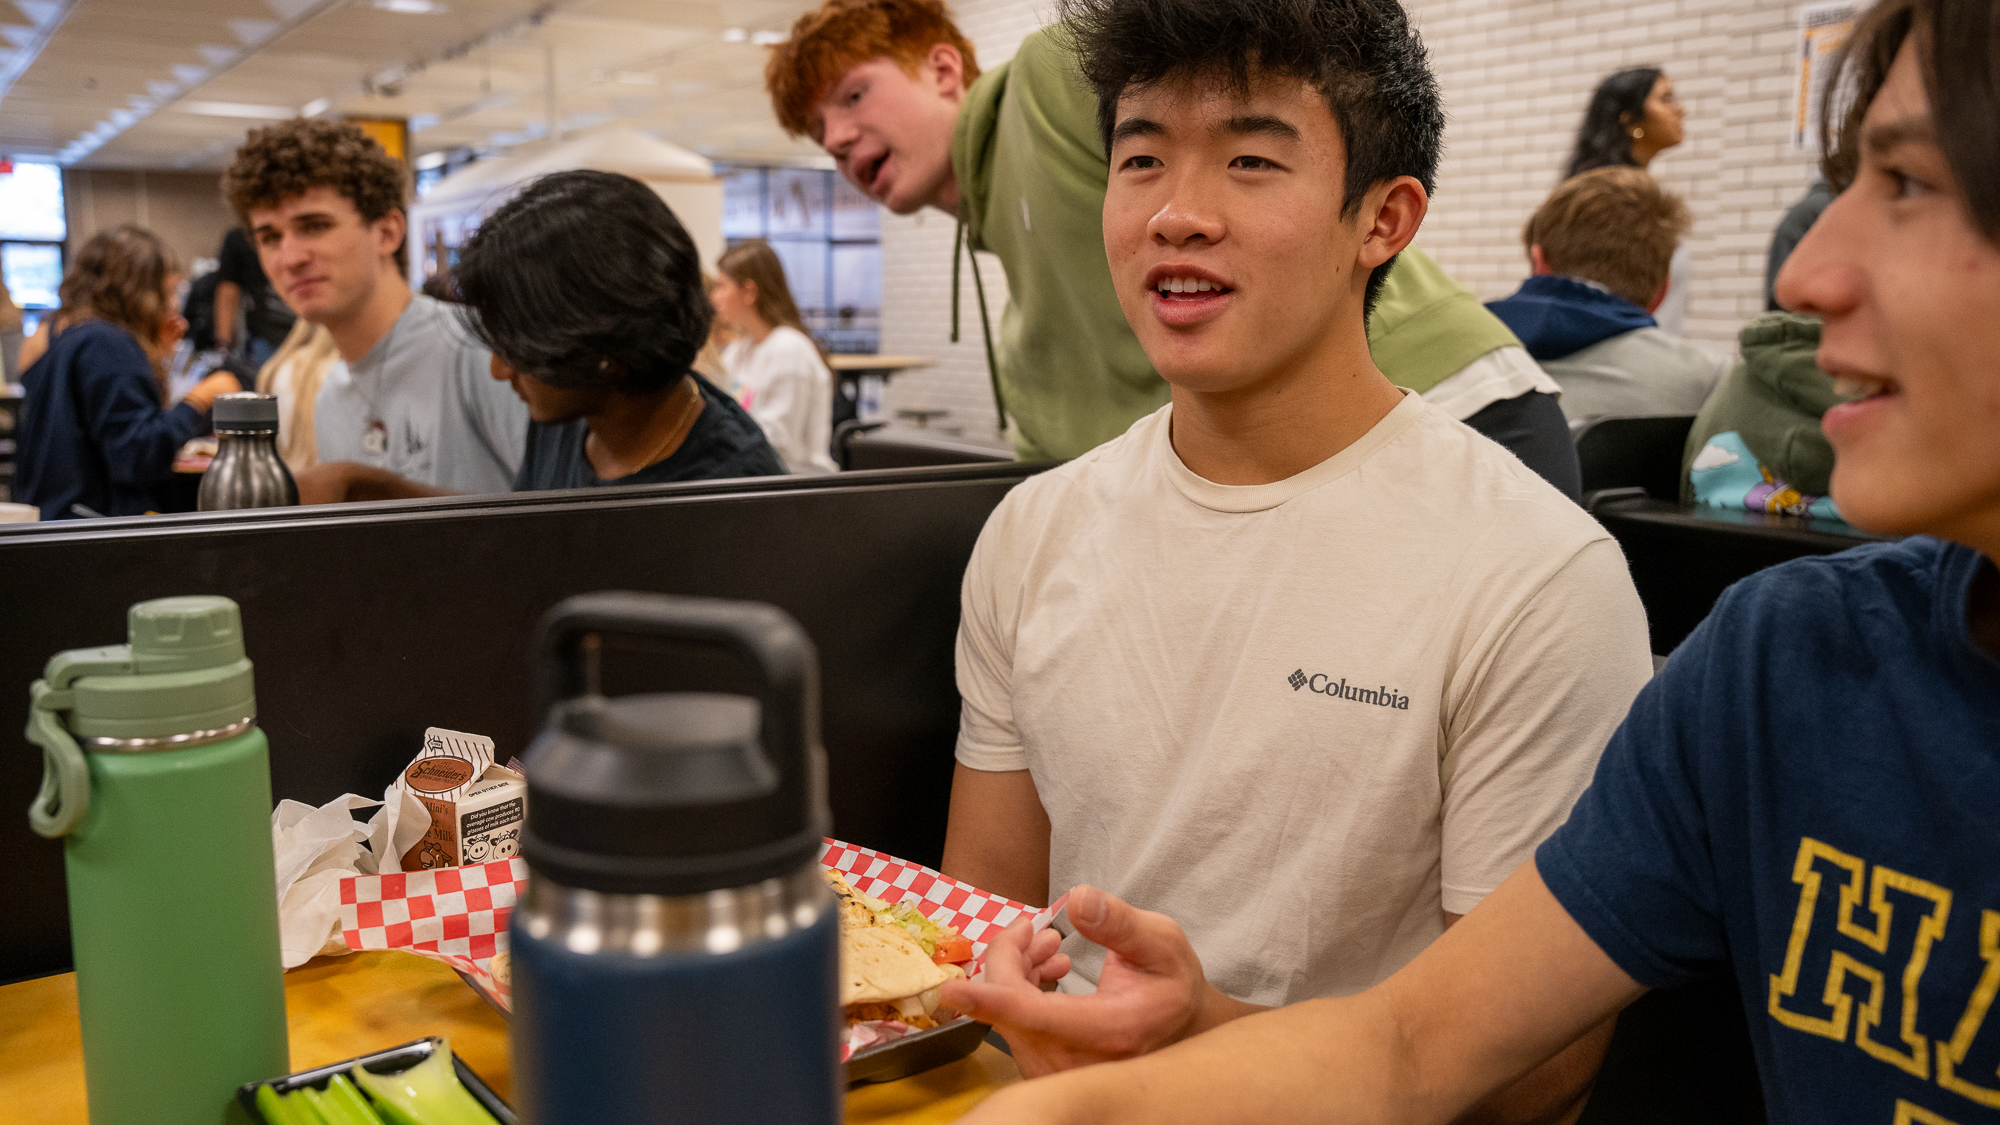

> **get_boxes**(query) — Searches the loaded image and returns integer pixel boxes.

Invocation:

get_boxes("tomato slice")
[933,935,975,965]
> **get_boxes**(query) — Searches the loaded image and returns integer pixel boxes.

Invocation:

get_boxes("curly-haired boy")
[222,118,526,498]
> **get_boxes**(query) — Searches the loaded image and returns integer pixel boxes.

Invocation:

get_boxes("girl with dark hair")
[1566,67,1692,332]
[14,225,242,519]
[710,240,839,474]
[1563,66,1684,179]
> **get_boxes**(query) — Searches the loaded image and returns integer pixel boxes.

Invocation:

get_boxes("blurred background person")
[1565,66,1692,334]
[1679,311,1839,517]
[14,225,240,519]
[256,318,340,474]
[710,240,839,474]
[691,271,738,386]
[166,261,255,405]
[1487,167,1728,420]
[212,225,296,368]
[1,283,22,381]
[1766,181,1836,311]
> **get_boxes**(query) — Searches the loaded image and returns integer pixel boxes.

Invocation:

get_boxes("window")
[0,160,65,243]
[2,242,63,309]
[717,162,882,354]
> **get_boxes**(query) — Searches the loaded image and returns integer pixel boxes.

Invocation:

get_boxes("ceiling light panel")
[4,0,836,169]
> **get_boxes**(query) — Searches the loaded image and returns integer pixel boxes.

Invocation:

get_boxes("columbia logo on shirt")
[1288,669,1411,711]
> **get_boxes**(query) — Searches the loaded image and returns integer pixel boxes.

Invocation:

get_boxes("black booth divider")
[0,463,1048,983]
[1586,490,1888,654]
[6,463,1840,1119]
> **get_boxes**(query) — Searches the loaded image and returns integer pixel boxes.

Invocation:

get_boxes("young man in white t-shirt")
[936,0,1653,1109]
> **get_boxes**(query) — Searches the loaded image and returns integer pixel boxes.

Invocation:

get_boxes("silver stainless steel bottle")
[197,393,298,512]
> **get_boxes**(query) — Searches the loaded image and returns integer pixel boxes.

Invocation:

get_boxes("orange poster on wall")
[347,116,409,164]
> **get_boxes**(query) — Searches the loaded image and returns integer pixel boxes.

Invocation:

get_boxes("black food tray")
[845,1016,991,1086]
[452,965,985,1087]
[238,1035,515,1124]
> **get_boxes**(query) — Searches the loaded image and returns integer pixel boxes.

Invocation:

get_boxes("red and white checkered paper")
[817,839,1068,971]
[339,857,526,1009]
[336,839,1068,1051]
[821,839,1069,1059]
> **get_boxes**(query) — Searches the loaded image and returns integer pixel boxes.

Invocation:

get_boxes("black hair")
[1563,67,1662,180]
[453,169,712,395]
[1058,0,1444,313]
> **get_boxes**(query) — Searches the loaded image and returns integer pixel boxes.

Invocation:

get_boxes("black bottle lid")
[520,593,829,896]
[212,392,280,432]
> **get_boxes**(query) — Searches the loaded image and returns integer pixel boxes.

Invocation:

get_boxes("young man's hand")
[294,461,456,504]
[182,371,243,413]
[941,885,1260,1077]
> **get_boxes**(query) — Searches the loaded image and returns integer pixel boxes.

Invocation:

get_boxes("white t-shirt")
[721,326,837,474]
[1420,344,1562,421]
[955,391,1654,1006]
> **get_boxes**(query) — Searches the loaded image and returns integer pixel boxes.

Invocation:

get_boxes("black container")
[510,592,842,1125]
[237,1037,514,1124]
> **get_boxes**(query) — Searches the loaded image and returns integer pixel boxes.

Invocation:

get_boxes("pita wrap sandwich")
[823,869,968,1028]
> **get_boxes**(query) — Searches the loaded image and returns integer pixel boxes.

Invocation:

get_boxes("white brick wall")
[878,0,1821,431]
[1413,0,1819,357]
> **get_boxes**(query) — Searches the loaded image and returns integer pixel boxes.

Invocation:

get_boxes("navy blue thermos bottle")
[510,592,841,1124]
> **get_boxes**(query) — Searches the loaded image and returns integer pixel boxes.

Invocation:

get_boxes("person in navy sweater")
[945,1,2000,1123]
[15,226,241,519]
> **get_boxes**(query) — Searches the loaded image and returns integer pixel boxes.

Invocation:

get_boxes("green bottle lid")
[44,596,258,742]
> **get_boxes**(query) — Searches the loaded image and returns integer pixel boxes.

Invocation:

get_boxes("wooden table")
[827,355,936,377]
[0,950,1018,1124]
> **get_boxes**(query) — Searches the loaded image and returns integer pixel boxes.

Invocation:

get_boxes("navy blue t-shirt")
[1538,537,2000,1125]
[513,374,785,492]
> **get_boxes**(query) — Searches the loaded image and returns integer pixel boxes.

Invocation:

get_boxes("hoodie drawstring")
[952,218,1008,434]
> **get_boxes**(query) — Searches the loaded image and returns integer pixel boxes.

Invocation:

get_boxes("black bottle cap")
[212,393,280,431]
[521,594,830,896]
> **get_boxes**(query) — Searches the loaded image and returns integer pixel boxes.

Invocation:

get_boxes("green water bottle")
[26,596,289,1125]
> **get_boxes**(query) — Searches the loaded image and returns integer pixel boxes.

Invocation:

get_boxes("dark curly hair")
[221,118,409,272]
[1563,67,1661,181]
[1056,0,1443,312]
[452,170,712,396]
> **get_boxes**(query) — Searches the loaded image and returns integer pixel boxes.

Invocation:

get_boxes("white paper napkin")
[270,787,429,968]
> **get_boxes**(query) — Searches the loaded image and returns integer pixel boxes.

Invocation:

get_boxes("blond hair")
[255,318,339,472]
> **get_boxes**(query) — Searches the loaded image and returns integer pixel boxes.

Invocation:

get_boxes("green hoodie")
[1679,312,1839,503]
[951,26,1521,461]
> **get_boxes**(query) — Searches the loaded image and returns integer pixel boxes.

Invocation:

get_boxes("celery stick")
[349,1041,498,1125]
[320,1073,388,1125]
[367,1100,428,1125]
[254,1085,327,1125]
[254,1085,300,1125]
[299,1086,349,1125]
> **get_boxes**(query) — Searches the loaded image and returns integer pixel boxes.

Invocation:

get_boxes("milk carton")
[394,728,527,870]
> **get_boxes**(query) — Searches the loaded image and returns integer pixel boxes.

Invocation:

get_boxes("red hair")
[765,0,980,138]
